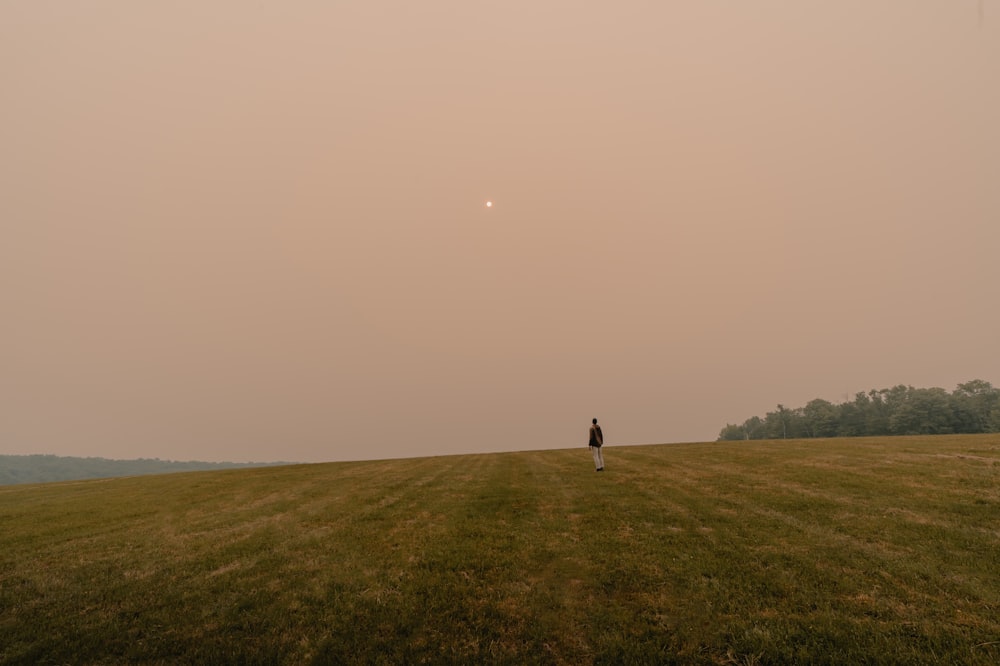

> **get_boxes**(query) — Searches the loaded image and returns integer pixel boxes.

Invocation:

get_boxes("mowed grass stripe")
[2,435,999,664]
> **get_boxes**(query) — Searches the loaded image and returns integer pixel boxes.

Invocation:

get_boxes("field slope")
[2,435,999,664]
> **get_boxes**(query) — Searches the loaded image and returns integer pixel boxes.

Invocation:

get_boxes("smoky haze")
[2,2,998,463]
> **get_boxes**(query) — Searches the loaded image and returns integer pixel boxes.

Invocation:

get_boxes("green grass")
[2,435,999,664]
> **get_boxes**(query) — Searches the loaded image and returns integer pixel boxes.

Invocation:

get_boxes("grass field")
[2,435,999,664]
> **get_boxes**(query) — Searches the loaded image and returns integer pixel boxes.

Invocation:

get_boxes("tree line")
[718,379,999,441]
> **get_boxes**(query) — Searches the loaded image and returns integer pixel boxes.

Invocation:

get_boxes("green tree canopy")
[718,380,999,441]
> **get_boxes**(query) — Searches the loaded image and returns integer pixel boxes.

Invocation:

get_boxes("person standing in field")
[589,418,605,471]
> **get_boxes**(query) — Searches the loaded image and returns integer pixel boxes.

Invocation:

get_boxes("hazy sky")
[3,2,998,463]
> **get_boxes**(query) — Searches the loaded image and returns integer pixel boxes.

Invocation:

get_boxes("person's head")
[592,418,598,425]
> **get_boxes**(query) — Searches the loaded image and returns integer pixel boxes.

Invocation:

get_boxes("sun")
[485,201,493,208]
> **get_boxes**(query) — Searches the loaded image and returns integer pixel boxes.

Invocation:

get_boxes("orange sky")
[2,2,998,462]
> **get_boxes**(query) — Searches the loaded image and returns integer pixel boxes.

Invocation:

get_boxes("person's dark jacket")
[589,424,603,447]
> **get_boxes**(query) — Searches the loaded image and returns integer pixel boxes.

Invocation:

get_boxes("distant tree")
[764,405,789,439]
[888,387,954,435]
[836,392,868,437]
[718,424,746,441]
[743,415,766,440]
[880,385,914,435]
[860,389,888,436]
[951,380,999,433]
[787,407,809,439]
[802,398,839,438]
[991,408,1000,433]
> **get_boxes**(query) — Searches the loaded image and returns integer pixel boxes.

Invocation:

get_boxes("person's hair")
[592,418,598,424]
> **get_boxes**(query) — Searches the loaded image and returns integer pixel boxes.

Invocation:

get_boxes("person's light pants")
[591,445,604,470]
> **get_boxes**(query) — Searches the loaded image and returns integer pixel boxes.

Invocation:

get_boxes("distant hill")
[0,454,296,485]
